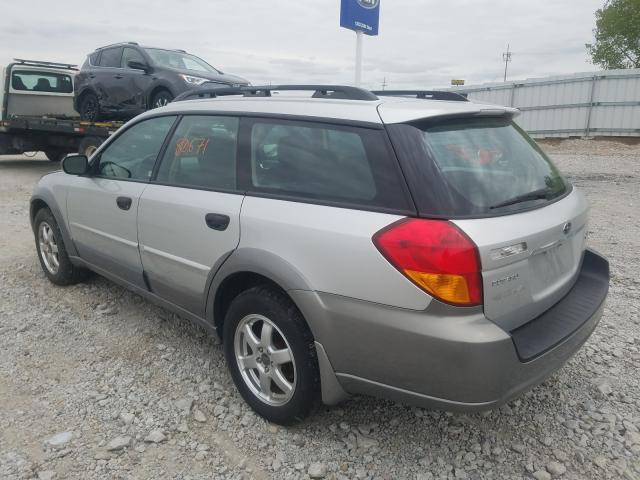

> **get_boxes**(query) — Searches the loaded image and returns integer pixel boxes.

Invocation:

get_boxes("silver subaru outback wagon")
[30,85,609,424]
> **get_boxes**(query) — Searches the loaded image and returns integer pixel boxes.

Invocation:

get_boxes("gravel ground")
[1,139,639,480]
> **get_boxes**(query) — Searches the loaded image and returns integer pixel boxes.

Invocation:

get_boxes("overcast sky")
[1,0,604,89]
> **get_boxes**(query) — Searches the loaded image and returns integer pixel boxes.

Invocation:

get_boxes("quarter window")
[96,116,176,181]
[98,47,123,68]
[155,116,239,190]
[248,120,408,208]
[11,70,73,93]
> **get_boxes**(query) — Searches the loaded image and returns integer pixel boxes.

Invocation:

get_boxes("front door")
[138,115,243,316]
[119,47,153,115]
[67,115,177,287]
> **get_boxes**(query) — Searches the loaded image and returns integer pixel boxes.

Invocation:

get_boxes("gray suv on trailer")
[74,42,249,121]
[31,85,609,424]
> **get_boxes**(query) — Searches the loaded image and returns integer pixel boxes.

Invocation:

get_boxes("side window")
[98,47,123,68]
[155,116,239,190]
[88,52,100,66]
[122,48,145,69]
[11,71,73,93]
[96,116,176,181]
[249,121,379,203]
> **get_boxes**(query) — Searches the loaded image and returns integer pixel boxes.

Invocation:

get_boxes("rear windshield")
[11,70,73,93]
[387,117,569,218]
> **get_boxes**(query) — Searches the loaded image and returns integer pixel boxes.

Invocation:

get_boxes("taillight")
[373,218,483,306]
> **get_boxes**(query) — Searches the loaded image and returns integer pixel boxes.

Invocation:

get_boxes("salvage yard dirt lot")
[1,139,639,480]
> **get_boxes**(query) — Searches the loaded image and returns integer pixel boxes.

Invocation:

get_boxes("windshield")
[387,117,569,218]
[144,48,220,73]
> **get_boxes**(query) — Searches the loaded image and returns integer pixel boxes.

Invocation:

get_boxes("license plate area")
[529,240,573,293]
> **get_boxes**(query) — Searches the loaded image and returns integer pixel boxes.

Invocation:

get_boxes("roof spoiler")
[372,90,469,102]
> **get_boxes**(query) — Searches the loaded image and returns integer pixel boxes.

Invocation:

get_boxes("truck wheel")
[44,149,66,162]
[79,92,101,121]
[78,136,103,158]
[151,90,173,109]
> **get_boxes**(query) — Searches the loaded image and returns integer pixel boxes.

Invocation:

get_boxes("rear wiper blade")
[489,187,555,209]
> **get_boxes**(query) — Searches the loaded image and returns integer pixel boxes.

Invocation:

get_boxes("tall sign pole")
[340,0,381,87]
[355,30,363,86]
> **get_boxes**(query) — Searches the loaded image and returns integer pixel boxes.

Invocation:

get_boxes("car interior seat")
[12,76,28,91]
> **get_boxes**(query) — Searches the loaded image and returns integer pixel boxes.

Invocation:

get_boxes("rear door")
[138,115,243,316]
[386,117,589,330]
[67,115,176,287]
[94,46,124,111]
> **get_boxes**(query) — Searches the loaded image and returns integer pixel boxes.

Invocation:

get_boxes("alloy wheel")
[234,314,297,406]
[38,222,60,274]
[154,97,169,108]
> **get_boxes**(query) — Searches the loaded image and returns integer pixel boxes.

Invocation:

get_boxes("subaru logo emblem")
[357,0,379,8]
[562,222,572,235]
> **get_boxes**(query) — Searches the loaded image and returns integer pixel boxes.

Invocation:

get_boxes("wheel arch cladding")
[30,194,78,258]
[30,198,49,229]
[212,272,295,336]
[207,248,315,336]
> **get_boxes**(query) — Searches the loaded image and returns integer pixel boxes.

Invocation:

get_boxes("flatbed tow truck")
[0,59,123,161]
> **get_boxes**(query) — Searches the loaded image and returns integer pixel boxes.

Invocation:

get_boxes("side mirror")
[127,60,151,73]
[62,154,89,175]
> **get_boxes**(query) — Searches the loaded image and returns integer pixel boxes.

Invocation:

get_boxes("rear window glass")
[247,120,412,212]
[387,118,569,218]
[11,71,73,93]
[98,47,123,68]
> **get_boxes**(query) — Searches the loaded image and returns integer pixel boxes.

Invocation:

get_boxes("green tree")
[586,0,640,69]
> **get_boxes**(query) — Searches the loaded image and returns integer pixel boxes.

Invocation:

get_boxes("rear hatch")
[385,115,589,330]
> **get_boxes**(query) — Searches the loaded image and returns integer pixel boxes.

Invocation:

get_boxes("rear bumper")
[292,249,609,410]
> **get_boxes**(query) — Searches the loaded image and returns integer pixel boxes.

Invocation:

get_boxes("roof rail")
[13,58,78,70]
[174,85,380,102]
[372,90,469,102]
[95,42,139,51]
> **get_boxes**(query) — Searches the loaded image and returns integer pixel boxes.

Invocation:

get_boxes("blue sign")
[340,0,380,36]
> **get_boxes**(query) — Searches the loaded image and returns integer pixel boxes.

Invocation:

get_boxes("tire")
[44,149,66,162]
[34,208,88,286]
[223,286,319,425]
[150,90,173,109]
[78,136,103,158]
[79,92,101,121]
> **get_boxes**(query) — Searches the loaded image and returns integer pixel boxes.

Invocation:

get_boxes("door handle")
[205,213,230,231]
[116,196,132,211]
[89,73,96,78]
[114,74,123,79]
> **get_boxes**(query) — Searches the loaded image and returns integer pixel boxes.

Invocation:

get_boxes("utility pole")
[381,77,387,90]
[502,44,512,83]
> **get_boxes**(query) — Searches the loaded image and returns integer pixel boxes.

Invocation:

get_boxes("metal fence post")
[585,75,598,137]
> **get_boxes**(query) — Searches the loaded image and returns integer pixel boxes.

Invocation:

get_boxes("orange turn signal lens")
[404,270,472,305]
